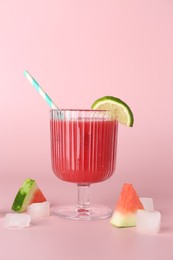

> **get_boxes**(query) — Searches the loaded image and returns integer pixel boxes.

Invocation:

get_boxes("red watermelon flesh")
[110,183,144,227]
[30,189,47,204]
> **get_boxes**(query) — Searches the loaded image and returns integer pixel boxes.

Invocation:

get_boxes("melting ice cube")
[4,213,31,228]
[136,210,161,233]
[27,201,50,219]
[140,197,154,211]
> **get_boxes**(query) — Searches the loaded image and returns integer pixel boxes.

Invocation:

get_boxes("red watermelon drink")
[50,109,118,220]
[50,115,118,184]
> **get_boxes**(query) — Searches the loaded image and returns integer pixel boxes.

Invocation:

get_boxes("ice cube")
[136,210,161,233]
[27,201,50,219]
[4,213,31,228]
[140,197,154,211]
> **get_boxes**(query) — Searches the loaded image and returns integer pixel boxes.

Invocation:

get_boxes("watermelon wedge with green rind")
[110,183,144,227]
[12,178,47,213]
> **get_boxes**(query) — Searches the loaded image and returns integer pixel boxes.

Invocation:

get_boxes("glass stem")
[77,184,90,209]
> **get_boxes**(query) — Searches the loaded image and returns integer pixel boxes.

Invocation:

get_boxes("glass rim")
[50,109,118,122]
[50,109,109,112]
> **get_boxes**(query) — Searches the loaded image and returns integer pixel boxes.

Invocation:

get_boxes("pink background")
[0,0,173,259]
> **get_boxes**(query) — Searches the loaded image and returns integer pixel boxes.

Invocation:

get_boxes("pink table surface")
[0,177,172,260]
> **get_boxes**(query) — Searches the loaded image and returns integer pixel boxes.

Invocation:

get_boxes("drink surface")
[50,119,118,184]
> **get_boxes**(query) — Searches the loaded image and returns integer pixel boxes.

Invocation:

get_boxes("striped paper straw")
[24,70,59,109]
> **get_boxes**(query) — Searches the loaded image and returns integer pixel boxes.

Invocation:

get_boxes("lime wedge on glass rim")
[91,96,134,127]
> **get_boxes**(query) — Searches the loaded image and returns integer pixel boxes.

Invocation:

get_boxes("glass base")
[53,204,112,220]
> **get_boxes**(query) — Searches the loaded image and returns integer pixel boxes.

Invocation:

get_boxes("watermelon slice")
[12,178,47,213]
[110,183,144,227]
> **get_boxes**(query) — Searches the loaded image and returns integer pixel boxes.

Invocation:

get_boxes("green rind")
[110,212,136,228]
[12,178,36,212]
[91,96,134,127]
